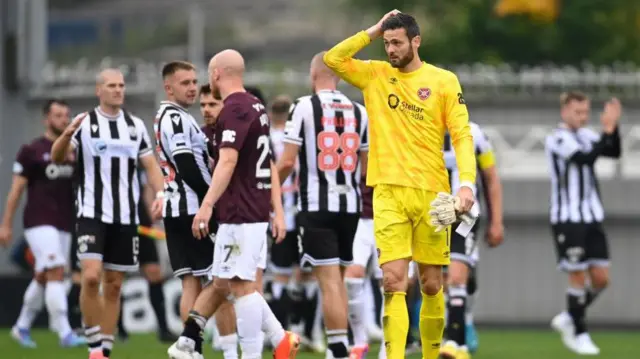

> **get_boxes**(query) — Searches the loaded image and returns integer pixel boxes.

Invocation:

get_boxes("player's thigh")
[102,223,139,272]
[296,212,340,267]
[353,218,375,268]
[552,223,589,272]
[412,218,451,266]
[337,213,360,266]
[75,218,107,262]
[585,223,610,267]
[138,234,160,266]
[373,184,412,265]
[269,231,298,275]
[257,231,268,272]
[24,225,66,272]
[449,223,479,268]
[212,222,268,281]
[164,215,214,278]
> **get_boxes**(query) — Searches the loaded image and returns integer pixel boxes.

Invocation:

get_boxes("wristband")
[155,191,165,199]
[458,181,476,196]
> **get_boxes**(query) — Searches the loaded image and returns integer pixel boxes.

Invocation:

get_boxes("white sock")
[362,278,376,329]
[16,279,45,330]
[45,281,73,339]
[260,292,286,347]
[219,333,239,359]
[465,294,475,324]
[233,291,265,359]
[345,278,367,346]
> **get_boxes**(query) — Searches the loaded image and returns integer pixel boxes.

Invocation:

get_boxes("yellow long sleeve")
[323,31,374,90]
[444,75,476,185]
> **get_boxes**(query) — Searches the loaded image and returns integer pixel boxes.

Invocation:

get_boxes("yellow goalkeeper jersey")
[324,31,476,192]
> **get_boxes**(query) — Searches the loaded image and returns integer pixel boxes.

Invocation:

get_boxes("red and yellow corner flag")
[495,0,560,21]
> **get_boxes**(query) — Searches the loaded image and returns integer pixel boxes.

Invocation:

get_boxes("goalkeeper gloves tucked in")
[429,192,476,233]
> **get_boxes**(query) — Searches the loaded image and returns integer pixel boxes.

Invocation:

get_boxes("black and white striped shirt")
[545,124,621,224]
[271,127,298,231]
[154,101,212,218]
[71,107,152,224]
[284,90,368,213]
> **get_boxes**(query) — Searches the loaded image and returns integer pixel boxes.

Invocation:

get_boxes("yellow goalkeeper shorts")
[373,184,451,266]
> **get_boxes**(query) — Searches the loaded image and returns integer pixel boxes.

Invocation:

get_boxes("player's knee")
[344,264,366,279]
[212,278,230,298]
[102,273,124,300]
[35,272,46,285]
[45,266,65,281]
[568,270,587,288]
[142,264,163,283]
[382,266,407,293]
[420,270,444,296]
[590,272,609,290]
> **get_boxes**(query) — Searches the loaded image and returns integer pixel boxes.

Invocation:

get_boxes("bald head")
[209,49,245,77]
[311,51,339,81]
[96,68,124,86]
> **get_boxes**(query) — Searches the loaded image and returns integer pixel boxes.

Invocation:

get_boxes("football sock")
[148,281,169,333]
[326,329,349,359]
[420,288,446,359]
[182,310,207,353]
[585,286,603,308]
[382,292,409,359]
[67,282,82,329]
[303,281,319,339]
[16,279,44,330]
[270,281,290,328]
[287,282,304,325]
[219,334,239,359]
[45,280,73,339]
[363,279,377,330]
[378,287,386,359]
[346,277,367,346]
[567,287,587,335]
[259,292,286,347]
[446,285,467,346]
[233,292,264,359]
[102,334,114,358]
[84,325,102,354]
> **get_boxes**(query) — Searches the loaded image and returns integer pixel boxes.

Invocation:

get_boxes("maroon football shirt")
[214,92,272,224]
[13,136,75,232]
[361,181,373,219]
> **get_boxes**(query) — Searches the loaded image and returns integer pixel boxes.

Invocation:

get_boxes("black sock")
[327,330,349,359]
[148,281,169,333]
[585,287,603,308]
[467,269,478,296]
[270,281,290,328]
[67,282,82,329]
[288,284,304,325]
[117,311,128,338]
[303,285,319,339]
[182,311,206,354]
[447,286,467,346]
[567,288,587,335]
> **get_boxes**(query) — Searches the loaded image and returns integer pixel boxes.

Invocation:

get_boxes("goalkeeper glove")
[429,192,477,232]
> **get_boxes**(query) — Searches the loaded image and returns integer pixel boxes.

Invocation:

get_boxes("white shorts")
[211,222,269,281]
[352,219,382,279]
[24,225,71,273]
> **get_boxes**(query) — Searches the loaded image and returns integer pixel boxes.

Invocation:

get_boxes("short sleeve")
[284,98,308,146]
[160,111,192,157]
[219,104,252,151]
[14,145,33,178]
[138,123,154,158]
[546,129,580,160]
[357,103,369,151]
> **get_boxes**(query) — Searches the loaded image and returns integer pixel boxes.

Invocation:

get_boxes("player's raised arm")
[51,113,85,163]
[323,10,399,89]
[443,72,476,210]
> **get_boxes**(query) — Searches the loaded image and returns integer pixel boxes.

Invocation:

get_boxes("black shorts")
[552,222,610,272]
[449,222,480,267]
[269,230,300,274]
[75,218,139,272]
[297,211,359,268]
[164,215,215,278]
[70,228,80,273]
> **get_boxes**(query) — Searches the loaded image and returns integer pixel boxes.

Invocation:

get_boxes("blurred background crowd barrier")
[1,0,639,328]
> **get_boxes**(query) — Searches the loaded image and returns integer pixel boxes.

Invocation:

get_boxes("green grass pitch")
[2,328,637,358]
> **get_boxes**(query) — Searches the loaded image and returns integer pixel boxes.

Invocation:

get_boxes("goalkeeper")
[324,10,476,359]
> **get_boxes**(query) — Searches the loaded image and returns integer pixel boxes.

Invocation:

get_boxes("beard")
[50,125,64,137]
[389,46,415,68]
